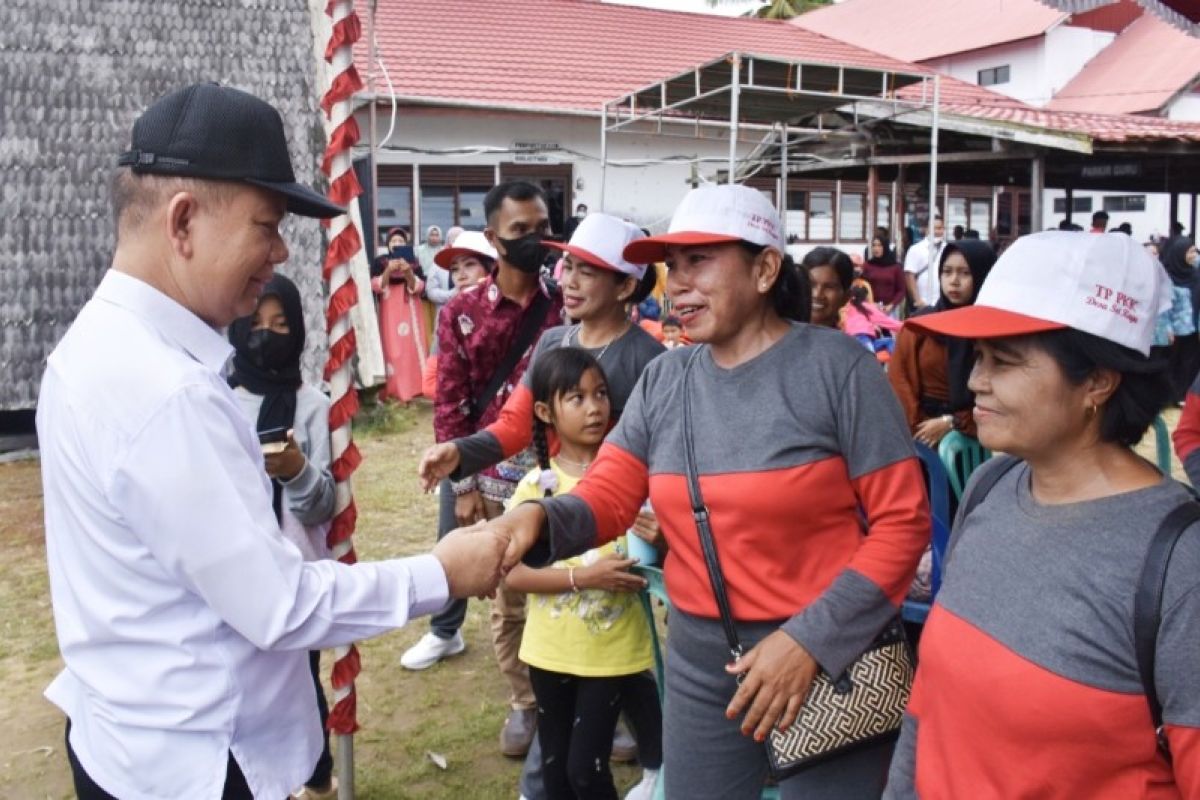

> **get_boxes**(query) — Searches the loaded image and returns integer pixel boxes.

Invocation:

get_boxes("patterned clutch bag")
[765,619,913,777]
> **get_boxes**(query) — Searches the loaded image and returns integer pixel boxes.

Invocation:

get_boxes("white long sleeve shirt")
[38,270,448,800]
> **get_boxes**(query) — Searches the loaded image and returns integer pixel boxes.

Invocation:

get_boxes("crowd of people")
[36,83,1200,800]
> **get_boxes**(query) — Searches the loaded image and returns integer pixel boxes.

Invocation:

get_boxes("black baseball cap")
[118,83,344,219]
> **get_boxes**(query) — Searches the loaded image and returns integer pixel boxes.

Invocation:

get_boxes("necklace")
[568,321,629,363]
[556,455,591,470]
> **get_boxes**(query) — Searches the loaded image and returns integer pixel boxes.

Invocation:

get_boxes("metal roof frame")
[598,51,944,237]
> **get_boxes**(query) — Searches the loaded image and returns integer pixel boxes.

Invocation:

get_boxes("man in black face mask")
[403,181,563,758]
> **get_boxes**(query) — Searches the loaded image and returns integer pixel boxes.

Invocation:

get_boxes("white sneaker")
[624,768,659,800]
[400,631,465,670]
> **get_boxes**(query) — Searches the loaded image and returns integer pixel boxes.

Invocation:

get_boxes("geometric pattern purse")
[679,348,915,781]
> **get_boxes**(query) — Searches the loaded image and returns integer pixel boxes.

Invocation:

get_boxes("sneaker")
[624,769,658,800]
[610,720,638,763]
[400,631,465,670]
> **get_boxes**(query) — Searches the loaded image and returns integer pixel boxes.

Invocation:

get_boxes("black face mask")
[497,232,550,274]
[245,329,293,372]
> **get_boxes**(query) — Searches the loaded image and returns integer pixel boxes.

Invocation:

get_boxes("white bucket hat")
[906,231,1171,356]
[623,183,786,265]
[544,213,648,279]
[433,230,498,269]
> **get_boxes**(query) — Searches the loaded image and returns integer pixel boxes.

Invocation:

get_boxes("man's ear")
[165,191,200,260]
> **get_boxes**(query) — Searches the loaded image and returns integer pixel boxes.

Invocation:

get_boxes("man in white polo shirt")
[38,83,509,800]
[904,216,947,310]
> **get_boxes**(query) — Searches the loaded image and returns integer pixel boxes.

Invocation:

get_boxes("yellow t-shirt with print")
[510,462,654,677]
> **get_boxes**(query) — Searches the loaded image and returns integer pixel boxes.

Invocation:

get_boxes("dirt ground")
[0,402,1184,799]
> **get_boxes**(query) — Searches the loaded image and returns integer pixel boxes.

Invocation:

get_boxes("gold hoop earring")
[1086,403,1098,420]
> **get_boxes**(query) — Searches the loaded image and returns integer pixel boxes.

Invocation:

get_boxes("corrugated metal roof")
[0,0,332,410]
[1047,12,1200,113]
[790,0,1069,63]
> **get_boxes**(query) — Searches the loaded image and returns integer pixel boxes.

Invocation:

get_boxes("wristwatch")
[941,414,955,429]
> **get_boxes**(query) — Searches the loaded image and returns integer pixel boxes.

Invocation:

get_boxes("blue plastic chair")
[937,431,991,503]
[902,443,952,624]
[1153,414,1172,475]
[634,565,780,800]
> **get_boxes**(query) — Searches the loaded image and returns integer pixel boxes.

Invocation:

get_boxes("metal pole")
[927,74,940,241]
[1030,156,1045,233]
[1064,186,1074,227]
[729,55,741,183]
[337,731,354,800]
[367,0,379,248]
[600,104,608,213]
[779,123,788,238]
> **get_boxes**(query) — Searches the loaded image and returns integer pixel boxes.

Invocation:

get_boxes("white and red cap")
[623,183,786,265]
[906,231,1171,356]
[433,230,498,269]
[544,213,648,279]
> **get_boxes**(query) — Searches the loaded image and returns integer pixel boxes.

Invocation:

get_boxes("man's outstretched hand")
[432,523,511,599]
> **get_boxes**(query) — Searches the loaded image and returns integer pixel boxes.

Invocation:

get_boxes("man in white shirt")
[38,83,510,800]
[903,216,947,310]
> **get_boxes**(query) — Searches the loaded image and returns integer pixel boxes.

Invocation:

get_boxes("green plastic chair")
[634,565,781,800]
[1153,414,1172,475]
[937,431,991,502]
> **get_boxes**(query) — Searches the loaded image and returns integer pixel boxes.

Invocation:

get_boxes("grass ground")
[0,401,1184,798]
[0,401,641,799]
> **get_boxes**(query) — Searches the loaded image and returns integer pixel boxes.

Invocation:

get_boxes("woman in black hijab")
[1160,236,1200,404]
[228,274,340,799]
[889,240,997,446]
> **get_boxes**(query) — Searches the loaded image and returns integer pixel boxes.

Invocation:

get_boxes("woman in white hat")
[884,232,1199,799]
[485,184,929,799]
[418,213,662,506]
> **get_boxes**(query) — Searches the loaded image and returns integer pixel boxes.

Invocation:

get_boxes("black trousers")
[430,478,468,637]
[307,649,335,788]
[65,719,252,799]
[529,667,665,800]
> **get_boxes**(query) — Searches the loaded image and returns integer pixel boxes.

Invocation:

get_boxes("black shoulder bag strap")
[1134,498,1200,761]
[944,454,1021,563]
[681,347,744,662]
[469,288,553,422]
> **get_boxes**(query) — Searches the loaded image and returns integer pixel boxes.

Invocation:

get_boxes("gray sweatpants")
[663,610,893,800]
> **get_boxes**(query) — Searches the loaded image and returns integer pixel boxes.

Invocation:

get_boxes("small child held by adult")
[227,274,338,800]
[504,348,662,800]
[661,317,684,350]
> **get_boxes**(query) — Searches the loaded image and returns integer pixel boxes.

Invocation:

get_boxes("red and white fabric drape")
[320,0,366,736]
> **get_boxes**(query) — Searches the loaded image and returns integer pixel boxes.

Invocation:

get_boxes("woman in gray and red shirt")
[488,184,929,799]
[886,232,1200,799]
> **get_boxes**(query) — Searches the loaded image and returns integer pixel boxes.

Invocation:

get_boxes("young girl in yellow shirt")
[506,348,661,800]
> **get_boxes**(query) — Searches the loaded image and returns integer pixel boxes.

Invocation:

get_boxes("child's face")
[252,294,290,335]
[549,368,611,448]
[450,256,488,290]
[663,324,681,343]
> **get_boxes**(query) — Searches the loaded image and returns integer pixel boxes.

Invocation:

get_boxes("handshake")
[429,505,545,599]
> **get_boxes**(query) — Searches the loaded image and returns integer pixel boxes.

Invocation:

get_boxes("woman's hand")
[419,443,462,492]
[576,554,646,593]
[264,432,305,481]
[630,507,665,550]
[914,415,953,447]
[487,502,548,575]
[725,631,819,742]
[455,490,487,526]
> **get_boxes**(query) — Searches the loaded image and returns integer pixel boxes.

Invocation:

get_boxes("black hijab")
[229,274,305,432]
[866,237,898,267]
[1162,236,1195,289]
[912,240,997,410]
[229,274,306,522]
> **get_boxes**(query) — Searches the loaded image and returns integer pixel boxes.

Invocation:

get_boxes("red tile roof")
[789,0,1068,63]
[356,0,1200,146]
[358,0,921,114]
[1046,12,1200,113]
